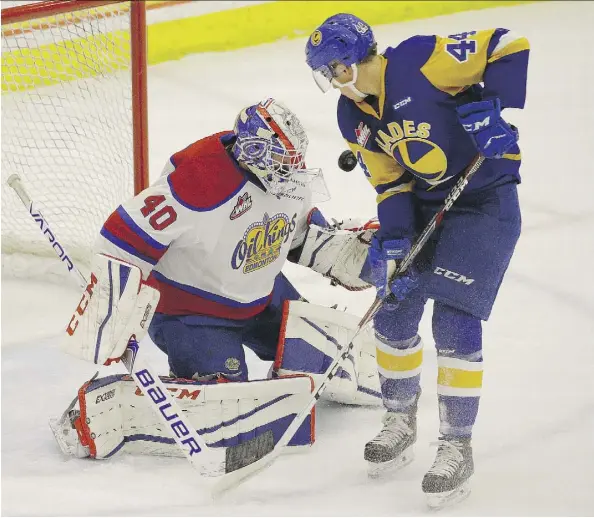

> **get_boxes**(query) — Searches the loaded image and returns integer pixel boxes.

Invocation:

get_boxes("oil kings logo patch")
[231,212,297,273]
[230,192,252,220]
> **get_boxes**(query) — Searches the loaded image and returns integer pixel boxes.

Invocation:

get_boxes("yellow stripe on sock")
[376,347,423,372]
[437,366,483,389]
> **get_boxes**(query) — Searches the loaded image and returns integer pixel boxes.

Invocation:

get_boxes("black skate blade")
[367,446,414,478]
[426,480,471,510]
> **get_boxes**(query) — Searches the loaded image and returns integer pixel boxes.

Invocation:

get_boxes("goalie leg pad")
[50,374,315,460]
[274,301,382,406]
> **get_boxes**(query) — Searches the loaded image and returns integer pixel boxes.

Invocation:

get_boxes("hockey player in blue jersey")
[306,13,529,507]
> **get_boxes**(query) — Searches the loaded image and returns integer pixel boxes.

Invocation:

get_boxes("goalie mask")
[232,99,327,198]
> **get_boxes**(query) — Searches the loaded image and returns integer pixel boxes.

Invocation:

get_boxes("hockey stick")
[358,153,485,328]
[7,174,224,476]
[212,153,485,495]
[7,175,88,287]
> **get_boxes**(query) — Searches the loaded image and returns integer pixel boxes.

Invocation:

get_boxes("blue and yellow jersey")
[337,29,530,239]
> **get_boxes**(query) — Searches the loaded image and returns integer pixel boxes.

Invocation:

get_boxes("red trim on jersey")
[168,132,247,210]
[146,274,271,319]
[102,210,166,263]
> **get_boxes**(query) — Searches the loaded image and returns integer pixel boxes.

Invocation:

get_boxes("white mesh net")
[1,1,138,278]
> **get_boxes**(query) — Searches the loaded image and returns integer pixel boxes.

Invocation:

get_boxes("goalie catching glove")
[62,254,160,365]
[293,208,378,291]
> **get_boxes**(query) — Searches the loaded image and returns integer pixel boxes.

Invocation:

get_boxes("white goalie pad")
[297,220,376,291]
[50,374,315,460]
[61,254,160,365]
[274,301,381,406]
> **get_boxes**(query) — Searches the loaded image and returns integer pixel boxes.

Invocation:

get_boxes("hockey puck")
[338,150,357,172]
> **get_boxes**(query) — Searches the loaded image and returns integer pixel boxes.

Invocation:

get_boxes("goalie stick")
[212,153,485,495]
[6,174,225,476]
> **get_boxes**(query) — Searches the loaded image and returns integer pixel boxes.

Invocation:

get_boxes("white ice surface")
[2,1,594,515]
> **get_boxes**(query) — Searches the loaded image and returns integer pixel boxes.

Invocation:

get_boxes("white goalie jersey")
[95,132,312,320]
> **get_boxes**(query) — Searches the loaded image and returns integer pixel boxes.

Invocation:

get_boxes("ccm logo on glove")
[461,115,491,133]
[66,273,98,336]
[456,98,519,159]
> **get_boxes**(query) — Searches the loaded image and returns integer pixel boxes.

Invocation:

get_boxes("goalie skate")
[364,411,416,478]
[422,437,474,509]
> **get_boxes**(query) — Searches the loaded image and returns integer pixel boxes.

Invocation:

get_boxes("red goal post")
[1,0,148,273]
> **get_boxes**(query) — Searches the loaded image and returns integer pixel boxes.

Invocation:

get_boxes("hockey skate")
[422,437,474,509]
[364,410,416,477]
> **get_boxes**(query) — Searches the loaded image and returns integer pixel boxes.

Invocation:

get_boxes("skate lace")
[370,413,412,447]
[427,439,463,477]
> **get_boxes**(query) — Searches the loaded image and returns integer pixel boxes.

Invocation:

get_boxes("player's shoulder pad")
[337,95,367,145]
[167,131,248,212]
[385,36,437,72]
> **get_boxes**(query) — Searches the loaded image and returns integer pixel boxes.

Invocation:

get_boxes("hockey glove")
[368,236,418,300]
[457,98,518,159]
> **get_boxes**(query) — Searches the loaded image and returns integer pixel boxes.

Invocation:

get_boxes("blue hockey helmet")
[305,13,376,92]
[232,99,325,197]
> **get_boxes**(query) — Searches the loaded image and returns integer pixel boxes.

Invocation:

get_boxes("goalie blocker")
[51,300,381,460]
[62,253,160,365]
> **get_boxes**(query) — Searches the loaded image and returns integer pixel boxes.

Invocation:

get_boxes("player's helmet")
[232,99,324,197]
[305,13,376,92]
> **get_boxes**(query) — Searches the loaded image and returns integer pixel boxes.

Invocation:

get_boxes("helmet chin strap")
[332,64,367,99]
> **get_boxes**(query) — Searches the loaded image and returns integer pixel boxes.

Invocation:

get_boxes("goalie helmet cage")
[1,0,148,276]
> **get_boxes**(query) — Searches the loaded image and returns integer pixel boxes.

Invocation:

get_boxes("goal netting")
[1,0,147,280]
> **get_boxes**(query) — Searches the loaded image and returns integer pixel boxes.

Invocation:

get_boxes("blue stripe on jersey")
[100,227,158,265]
[152,270,270,308]
[117,206,168,250]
